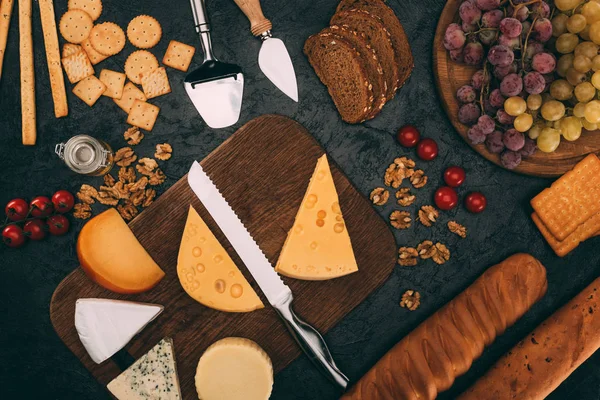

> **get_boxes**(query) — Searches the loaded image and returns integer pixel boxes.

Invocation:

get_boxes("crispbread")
[89,22,125,56]
[141,67,171,99]
[68,0,103,21]
[162,40,195,72]
[99,69,126,99]
[124,50,159,84]
[531,154,600,241]
[62,43,82,58]
[59,9,93,44]
[81,37,107,64]
[73,75,106,106]
[127,99,159,131]
[127,15,162,49]
[62,50,94,83]
[532,212,600,257]
[114,81,147,113]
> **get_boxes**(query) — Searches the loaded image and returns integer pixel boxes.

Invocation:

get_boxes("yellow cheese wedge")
[177,206,264,312]
[275,154,358,280]
[195,337,273,400]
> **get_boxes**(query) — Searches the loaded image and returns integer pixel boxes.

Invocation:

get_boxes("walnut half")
[370,187,389,206]
[418,205,439,227]
[73,203,92,219]
[155,143,172,161]
[398,247,418,266]
[448,221,467,238]
[410,170,428,188]
[390,210,411,229]
[114,147,137,167]
[400,290,421,311]
[396,187,416,207]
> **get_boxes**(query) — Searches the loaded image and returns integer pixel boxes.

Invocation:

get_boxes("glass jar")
[55,134,114,176]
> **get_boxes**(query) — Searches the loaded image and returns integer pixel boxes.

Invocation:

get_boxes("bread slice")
[326,25,386,120]
[331,9,399,101]
[304,33,374,124]
[336,0,414,90]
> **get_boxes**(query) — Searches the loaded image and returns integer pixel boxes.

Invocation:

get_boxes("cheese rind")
[177,206,264,312]
[275,154,358,280]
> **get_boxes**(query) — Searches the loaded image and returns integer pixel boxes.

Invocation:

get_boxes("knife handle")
[233,0,272,37]
[274,292,349,389]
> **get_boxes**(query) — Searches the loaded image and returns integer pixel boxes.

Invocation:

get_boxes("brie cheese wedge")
[75,298,163,364]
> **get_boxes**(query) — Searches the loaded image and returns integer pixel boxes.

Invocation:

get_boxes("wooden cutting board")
[50,114,397,398]
[434,0,600,177]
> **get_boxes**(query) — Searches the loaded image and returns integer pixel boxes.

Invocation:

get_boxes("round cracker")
[68,0,103,21]
[127,15,162,49]
[124,50,160,85]
[59,9,94,44]
[89,22,126,56]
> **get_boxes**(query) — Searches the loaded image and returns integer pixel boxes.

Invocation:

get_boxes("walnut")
[124,126,144,145]
[394,157,416,169]
[136,157,159,176]
[400,290,421,311]
[142,188,156,208]
[129,189,145,206]
[384,157,416,188]
[100,181,129,200]
[95,190,119,206]
[396,187,416,206]
[433,243,450,265]
[390,210,411,229]
[418,205,439,227]
[117,202,138,221]
[118,167,136,183]
[114,147,137,167]
[73,203,92,219]
[398,247,418,266]
[103,173,116,187]
[417,240,450,264]
[410,170,428,188]
[148,169,166,185]
[155,143,172,160]
[370,187,389,206]
[448,221,467,238]
[417,240,435,259]
[77,184,98,205]
[126,176,149,192]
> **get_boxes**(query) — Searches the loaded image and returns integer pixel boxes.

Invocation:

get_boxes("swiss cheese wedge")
[77,208,165,294]
[275,154,358,280]
[177,206,264,312]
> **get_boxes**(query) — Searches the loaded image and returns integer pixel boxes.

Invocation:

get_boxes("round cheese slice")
[195,337,273,400]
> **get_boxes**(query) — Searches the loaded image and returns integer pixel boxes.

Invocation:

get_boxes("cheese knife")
[187,161,348,389]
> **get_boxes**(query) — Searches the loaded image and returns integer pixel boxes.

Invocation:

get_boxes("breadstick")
[19,0,35,145]
[0,0,14,80]
[38,0,67,118]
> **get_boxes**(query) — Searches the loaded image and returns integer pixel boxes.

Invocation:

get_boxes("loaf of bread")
[460,277,600,399]
[341,253,547,400]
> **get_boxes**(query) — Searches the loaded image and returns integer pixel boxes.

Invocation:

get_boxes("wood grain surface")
[49,114,397,398]
[433,0,600,177]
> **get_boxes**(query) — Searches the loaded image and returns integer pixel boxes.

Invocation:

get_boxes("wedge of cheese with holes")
[276,154,358,280]
[77,208,165,294]
[177,206,264,312]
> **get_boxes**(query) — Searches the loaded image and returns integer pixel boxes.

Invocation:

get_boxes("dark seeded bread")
[331,9,399,101]
[304,33,374,124]
[326,25,386,120]
[336,0,414,90]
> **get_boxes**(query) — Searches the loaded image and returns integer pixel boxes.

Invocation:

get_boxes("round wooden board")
[433,0,600,177]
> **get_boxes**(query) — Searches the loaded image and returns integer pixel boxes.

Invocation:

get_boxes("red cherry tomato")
[434,186,458,211]
[2,225,26,248]
[30,196,53,218]
[417,138,439,161]
[5,198,29,221]
[24,219,47,241]
[47,214,70,236]
[443,166,466,187]
[397,125,421,147]
[52,190,75,214]
[465,192,487,213]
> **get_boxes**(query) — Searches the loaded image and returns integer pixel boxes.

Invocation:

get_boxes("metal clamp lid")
[55,143,66,160]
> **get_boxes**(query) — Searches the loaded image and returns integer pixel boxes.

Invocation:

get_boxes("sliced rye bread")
[336,0,414,89]
[330,9,399,101]
[326,25,386,120]
[304,32,374,124]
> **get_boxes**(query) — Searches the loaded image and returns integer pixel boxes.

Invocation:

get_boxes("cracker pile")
[531,153,600,257]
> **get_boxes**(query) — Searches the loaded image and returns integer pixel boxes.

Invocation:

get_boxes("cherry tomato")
[30,196,53,218]
[2,225,26,248]
[5,198,29,221]
[434,186,458,211]
[443,166,466,187]
[397,125,421,147]
[47,214,70,236]
[465,192,487,213]
[24,219,47,241]
[52,190,75,213]
[417,138,439,161]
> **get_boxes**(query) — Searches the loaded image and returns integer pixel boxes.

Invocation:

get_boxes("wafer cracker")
[114,81,147,113]
[99,69,125,99]
[531,154,600,241]
[68,0,102,21]
[532,212,600,257]
[124,50,158,84]
[163,40,195,72]
[62,43,81,58]
[89,22,125,56]
[62,50,94,83]
[59,9,93,44]
[141,67,171,99]
[127,15,161,49]
[81,38,107,64]
[19,0,36,145]
[73,75,106,106]
[127,99,159,131]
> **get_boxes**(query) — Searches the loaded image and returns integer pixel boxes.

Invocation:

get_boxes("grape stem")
[522,15,538,71]
[510,0,541,18]
[480,62,489,115]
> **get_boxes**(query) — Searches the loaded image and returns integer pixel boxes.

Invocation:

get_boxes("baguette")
[0,0,14,81]
[460,277,600,400]
[19,0,36,145]
[341,253,547,400]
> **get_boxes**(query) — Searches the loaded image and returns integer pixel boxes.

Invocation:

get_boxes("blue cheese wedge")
[107,338,181,399]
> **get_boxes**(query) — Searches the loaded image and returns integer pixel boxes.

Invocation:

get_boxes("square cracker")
[99,69,126,99]
[62,43,82,58]
[162,40,195,72]
[531,154,600,241]
[114,82,147,113]
[141,67,171,99]
[62,51,94,83]
[73,75,107,106]
[81,38,108,65]
[127,99,159,131]
[532,212,600,257]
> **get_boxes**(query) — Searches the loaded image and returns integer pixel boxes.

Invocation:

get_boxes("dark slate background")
[1,0,600,398]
